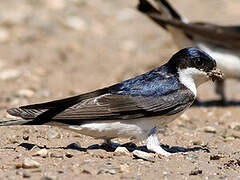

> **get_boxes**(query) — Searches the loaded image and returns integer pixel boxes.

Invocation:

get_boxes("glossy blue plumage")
[110,64,180,97]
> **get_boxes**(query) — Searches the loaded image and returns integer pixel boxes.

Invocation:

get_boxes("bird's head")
[168,47,223,87]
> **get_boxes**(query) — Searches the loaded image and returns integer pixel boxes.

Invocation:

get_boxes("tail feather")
[6,87,110,125]
[138,0,185,30]
[138,0,182,20]
[7,108,46,119]
[0,119,30,126]
[158,0,181,20]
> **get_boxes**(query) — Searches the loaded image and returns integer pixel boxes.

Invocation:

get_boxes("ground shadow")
[7,142,210,155]
[192,100,240,107]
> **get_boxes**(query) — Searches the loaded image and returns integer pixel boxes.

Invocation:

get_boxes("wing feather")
[52,88,194,121]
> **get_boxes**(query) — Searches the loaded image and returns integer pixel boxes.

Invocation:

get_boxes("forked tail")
[137,0,184,29]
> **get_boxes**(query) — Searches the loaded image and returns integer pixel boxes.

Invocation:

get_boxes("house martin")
[138,0,240,103]
[2,48,223,156]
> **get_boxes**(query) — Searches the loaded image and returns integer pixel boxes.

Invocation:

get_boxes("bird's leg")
[146,127,172,156]
[104,139,112,145]
[215,80,226,104]
[101,139,119,151]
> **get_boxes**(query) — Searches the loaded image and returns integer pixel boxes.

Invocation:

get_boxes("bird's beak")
[207,68,224,82]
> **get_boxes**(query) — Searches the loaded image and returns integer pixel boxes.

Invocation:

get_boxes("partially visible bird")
[138,0,240,103]
[2,48,223,156]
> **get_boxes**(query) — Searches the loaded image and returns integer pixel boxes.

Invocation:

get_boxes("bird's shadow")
[192,100,240,107]
[1,142,210,155]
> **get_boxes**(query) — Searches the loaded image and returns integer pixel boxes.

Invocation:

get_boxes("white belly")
[57,113,183,141]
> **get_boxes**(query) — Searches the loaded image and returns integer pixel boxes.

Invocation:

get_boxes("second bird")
[138,0,240,103]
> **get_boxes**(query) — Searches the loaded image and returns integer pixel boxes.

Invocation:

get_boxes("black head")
[168,47,217,73]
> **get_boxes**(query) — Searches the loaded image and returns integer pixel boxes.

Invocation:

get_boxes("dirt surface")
[1,0,240,179]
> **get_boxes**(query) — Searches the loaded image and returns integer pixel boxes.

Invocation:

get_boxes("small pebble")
[189,169,202,176]
[48,130,61,139]
[65,152,73,158]
[203,126,216,134]
[231,131,240,139]
[132,150,154,162]
[180,114,190,121]
[17,89,34,98]
[98,168,117,175]
[66,142,81,149]
[23,171,31,178]
[81,166,98,175]
[210,155,223,160]
[33,149,48,158]
[49,152,64,159]
[81,169,92,175]
[192,140,205,146]
[22,158,40,169]
[228,122,240,131]
[0,69,20,80]
[114,147,130,156]
[16,170,23,176]
[223,137,235,142]
[64,16,88,32]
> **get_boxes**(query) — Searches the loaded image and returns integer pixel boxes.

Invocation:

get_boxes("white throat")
[178,67,208,97]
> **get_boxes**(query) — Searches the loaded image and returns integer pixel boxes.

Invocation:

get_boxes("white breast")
[64,113,182,141]
[178,67,209,97]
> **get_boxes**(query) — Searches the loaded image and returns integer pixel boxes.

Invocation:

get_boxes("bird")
[2,48,223,156]
[138,0,240,103]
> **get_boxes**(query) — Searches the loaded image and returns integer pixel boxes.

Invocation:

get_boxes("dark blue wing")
[109,65,180,97]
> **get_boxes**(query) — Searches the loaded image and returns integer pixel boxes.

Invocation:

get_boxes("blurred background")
[1,1,240,179]
[1,0,240,117]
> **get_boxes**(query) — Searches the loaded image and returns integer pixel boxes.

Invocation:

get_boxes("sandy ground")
[1,0,240,179]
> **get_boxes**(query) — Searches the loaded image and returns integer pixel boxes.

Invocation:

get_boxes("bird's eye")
[195,58,204,67]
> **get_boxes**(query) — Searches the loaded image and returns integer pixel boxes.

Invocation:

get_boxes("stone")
[64,16,88,32]
[33,149,48,158]
[22,158,40,169]
[189,169,202,176]
[114,147,130,156]
[132,150,154,162]
[23,171,31,178]
[203,126,216,134]
[228,122,240,131]
[223,137,235,142]
[97,168,117,175]
[17,89,35,98]
[192,140,205,146]
[231,131,240,139]
[210,155,223,160]
[48,130,61,139]
[0,69,20,80]
[65,152,73,158]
